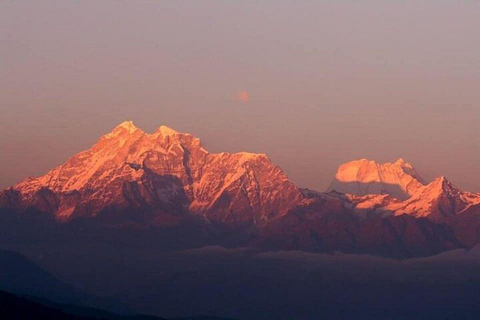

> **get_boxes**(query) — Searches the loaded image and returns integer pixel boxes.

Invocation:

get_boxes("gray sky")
[1,1,479,191]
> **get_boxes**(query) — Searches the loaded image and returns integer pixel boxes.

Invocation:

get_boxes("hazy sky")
[1,1,479,192]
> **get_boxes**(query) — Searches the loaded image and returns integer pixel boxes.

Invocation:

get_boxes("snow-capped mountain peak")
[426,176,459,195]
[1,121,303,224]
[327,158,425,200]
[110,120,139,135]
[381,176,480,219]
[156,125,180,137]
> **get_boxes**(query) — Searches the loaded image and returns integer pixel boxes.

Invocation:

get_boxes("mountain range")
[1,121,480,257]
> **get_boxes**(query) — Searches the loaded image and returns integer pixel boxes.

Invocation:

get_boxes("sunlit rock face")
[336,175,480,221]
[327,158,426,200]
[387,176,480,220]
[0,121,304,225]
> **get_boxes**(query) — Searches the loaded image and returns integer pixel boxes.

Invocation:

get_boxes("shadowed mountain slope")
[0,250,130,314]
[0,289,238,320]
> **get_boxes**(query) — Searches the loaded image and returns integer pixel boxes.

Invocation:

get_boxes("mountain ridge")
[0,121,304,225]
[2,121,479,223]
[1,121,480,256]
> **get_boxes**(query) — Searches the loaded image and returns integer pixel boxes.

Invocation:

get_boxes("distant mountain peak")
[394,157,414,169]
[376,174,480,219]
[115,120,138,133]
[156,125,180,137]
[2,121,302,223]
[432,175,449,185]
[424,176,460,197]
[102,121,142,142]
[107,121,184,139]
[327,158,425,200]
